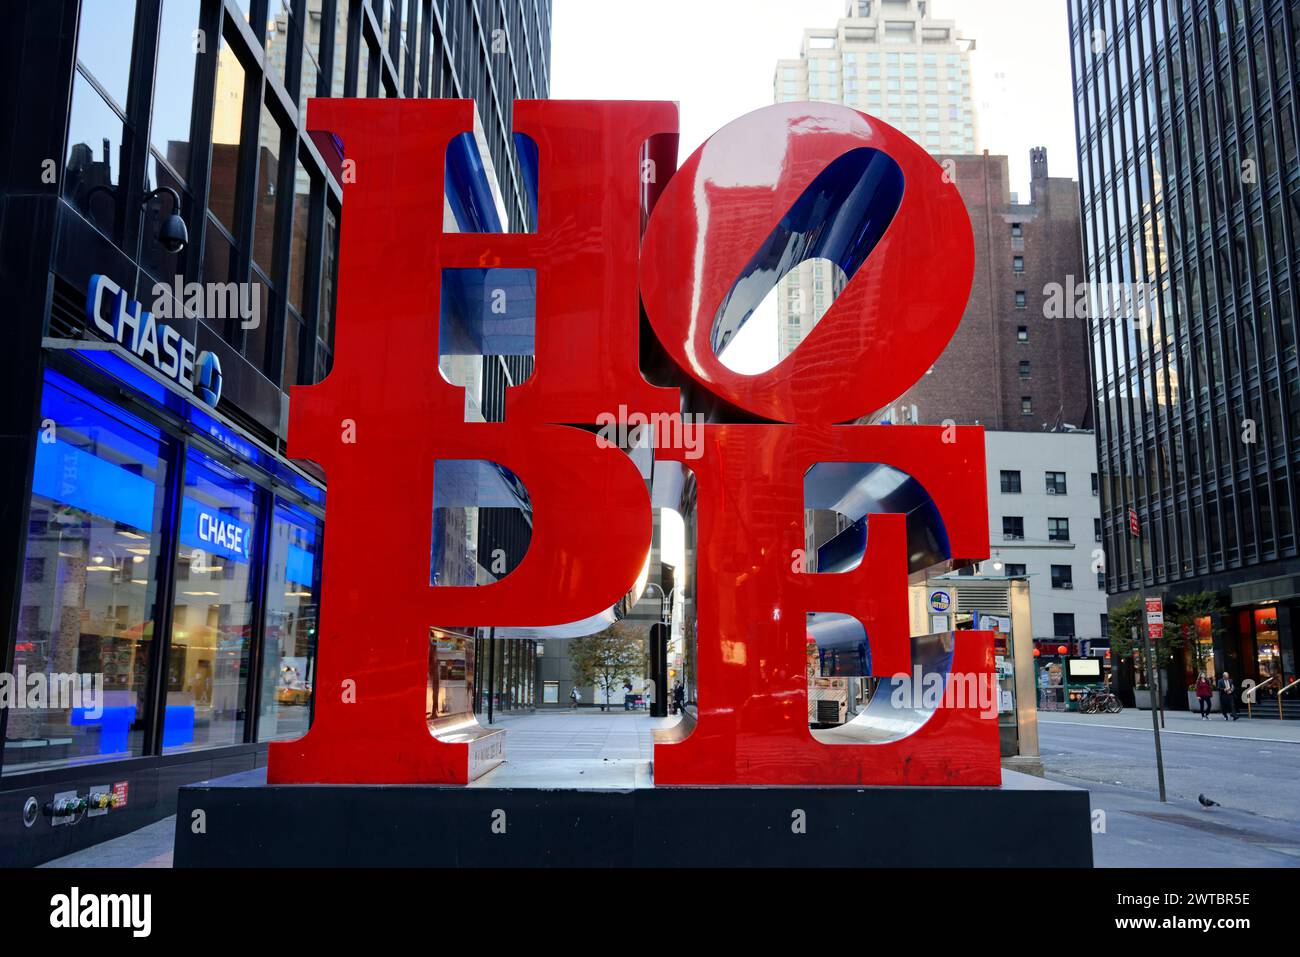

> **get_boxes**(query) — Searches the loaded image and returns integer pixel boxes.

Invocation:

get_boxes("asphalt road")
[1039,717,1300,867]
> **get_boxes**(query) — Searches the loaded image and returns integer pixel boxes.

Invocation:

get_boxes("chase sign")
[86,274,223,407]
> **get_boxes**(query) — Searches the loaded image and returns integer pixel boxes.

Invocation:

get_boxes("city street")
[1040,712,1300,867]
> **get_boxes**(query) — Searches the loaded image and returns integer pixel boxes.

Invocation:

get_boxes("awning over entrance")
[1230,576,1300,607]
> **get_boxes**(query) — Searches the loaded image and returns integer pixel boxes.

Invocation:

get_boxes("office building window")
[1051,564,1073,588]
[1095,518,1102,541]
[1021,396,1032,414]
[1045,471,1067,494]
[1053,613,1074,637]
[1000,470,1021,493]
[1002,516,1024,539]
[1017,325,1029,341]
[1011,222,1023,237]
[1048,517,1070,541]
[1019,360,1031,377]
[1015,289,1026,308]
[1004,563,1027,576]
[1013,255,1024,272]
[1091,472,1099,495]
[252,101,285,280]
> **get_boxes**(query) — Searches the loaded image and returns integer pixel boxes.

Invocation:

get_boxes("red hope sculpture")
[267,98,998,787]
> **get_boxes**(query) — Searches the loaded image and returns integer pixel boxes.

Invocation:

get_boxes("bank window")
[287,153,314,310]
[357,28,374,96]
[165,449,261,754]
[64,71,128,241]
[143,0,203,283]
[1045,471,1068,494]
[1000,469,1021,493]
[205,32,250,294]
[75,0,138,111]
[252,101,285,280]
[265,0,302,92]
[1051,565,1073,588]
[301,1,325,108]
[315,203,340,381]
[1048,517,1070,541]
[5,371,168,774]
[258,502,322,742]
[1002,516,1024,540]
[149,0,202,183]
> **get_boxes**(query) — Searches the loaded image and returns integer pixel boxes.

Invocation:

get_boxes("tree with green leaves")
[568,622,646,711]
[1110,591,1224,690]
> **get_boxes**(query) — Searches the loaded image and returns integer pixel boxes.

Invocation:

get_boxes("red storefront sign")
[266,99,995,788]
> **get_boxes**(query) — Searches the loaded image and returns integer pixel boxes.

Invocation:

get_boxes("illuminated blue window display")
[165,449,260,753]
[3,366,325,775]
[5,372,168,772]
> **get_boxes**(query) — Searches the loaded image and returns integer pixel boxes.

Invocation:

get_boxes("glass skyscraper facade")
[1069,0,1300,704]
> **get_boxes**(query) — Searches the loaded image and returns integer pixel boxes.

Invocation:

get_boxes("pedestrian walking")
[1195,672,1213,720]
[643,677,656,713]
[569,686,580,710]
[1217,671,1238,721]
[672,681,685,715]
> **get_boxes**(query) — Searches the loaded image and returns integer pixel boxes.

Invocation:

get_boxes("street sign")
[1128,507,1139,536]
[1145,597,1163,625]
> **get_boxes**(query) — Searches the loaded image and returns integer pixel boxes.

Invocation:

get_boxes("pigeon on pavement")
[1197,794,1220,808]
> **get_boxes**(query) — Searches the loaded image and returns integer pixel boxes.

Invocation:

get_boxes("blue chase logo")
[194,350,223,406]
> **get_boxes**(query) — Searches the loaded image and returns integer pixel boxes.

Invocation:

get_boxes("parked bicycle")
[1076,686,1122,714]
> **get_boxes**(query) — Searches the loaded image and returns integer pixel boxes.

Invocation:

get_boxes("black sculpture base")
[173,767,1092,867]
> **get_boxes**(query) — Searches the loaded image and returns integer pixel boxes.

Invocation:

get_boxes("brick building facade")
[875,148,1092,432]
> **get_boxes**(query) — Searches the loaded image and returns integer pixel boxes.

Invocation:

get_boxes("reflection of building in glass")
[1069,0,1300,713]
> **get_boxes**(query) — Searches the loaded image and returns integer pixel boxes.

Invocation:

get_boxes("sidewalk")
[1064,778,1300,867]
[1037,707,1300,743]
[41,710,678,867]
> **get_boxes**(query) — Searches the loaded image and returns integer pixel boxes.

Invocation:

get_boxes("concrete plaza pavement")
[36,707,1300,868]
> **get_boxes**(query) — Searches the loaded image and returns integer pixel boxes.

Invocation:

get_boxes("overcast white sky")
[551,0,1079,196]
[550,0,1080,370]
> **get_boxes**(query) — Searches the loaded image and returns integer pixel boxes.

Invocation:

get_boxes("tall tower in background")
[773,0,977,359]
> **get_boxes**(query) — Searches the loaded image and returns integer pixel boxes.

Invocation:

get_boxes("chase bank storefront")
[1,267,326,863]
